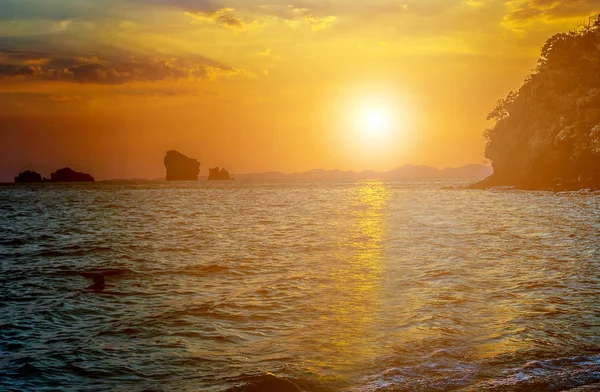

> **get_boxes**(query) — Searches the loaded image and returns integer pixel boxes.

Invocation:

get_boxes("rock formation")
[470,16,600,191]
[164,150,200,181]
[208,167,232,180]
[14,170,43,183]
[50,168,95,182]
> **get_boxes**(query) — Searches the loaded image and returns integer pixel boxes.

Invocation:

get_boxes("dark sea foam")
[1,180,599,391]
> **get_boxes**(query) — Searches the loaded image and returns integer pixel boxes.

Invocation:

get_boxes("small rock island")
[208,167,232,181]
[14,170,43,183]
[164,150,200,181]
[51,167,95,182]
[14,167,94,183]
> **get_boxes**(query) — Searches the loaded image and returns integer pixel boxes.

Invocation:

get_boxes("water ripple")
[0,181,599,391]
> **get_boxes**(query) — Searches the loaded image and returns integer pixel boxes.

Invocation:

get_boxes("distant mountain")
[94,164,491,182]
[102,178,151,182]
[233,164,492,181]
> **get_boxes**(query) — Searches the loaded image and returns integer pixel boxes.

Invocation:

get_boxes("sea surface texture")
[1,180,599,391]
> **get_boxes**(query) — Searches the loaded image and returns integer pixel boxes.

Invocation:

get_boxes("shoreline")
[467,174,600,192]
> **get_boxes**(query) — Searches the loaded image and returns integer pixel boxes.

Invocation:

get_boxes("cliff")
[164,150,200,181]
[50,168,95,182]
[14,170,43,183]
[471,15,600,191]
[208,167,232,180]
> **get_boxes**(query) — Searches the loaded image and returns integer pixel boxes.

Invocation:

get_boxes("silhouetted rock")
[14,170,43,183]
[50,167,95,182]
[208,167,232,181]
[87,274,106,291]
[164,150,200,181]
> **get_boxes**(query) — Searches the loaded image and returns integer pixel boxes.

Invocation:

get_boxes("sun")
[362,107,390,137]
[327,85,411,152]
[357,105,392,139]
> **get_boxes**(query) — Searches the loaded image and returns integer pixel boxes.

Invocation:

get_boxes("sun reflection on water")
[315,180,390,376]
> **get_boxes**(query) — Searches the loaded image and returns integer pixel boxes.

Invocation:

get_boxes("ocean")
[1,180,599,391]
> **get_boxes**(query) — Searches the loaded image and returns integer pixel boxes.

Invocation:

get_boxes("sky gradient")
[1,0,599,180]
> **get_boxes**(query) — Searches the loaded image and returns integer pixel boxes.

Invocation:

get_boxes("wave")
[224,372,334,392]
[35,245,115,258]
[0,238,27,246]
[53,267,138,278]
[177,264,232,275]
[359,354,600,392]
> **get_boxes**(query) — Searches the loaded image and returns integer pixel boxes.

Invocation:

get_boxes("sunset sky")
[1,0,598,180]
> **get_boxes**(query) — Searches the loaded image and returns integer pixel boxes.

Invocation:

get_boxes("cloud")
[0,0,597,91]
[184,4,339,31]
[505,0,599,23]
[0,49,249,84]
[0,0,80,21]
[55,19,73,31]
[0,49,50,64]
[186,8,245,28]
[164,0,409,20]
[302,15,336,31]
[48,94,85,102]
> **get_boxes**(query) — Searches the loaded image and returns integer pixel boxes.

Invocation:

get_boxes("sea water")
[1,180,599,391]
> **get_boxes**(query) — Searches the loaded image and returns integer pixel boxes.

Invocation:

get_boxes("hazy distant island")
[471,16,600,191]
[208,167,232,181]
[101,164,492,182]
[50,168,95,182]
[164,150,200,181]
[232,164,492,181]
[14,167,95,183]
[11,161,491,184]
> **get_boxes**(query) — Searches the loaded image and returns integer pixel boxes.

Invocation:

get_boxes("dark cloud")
[0,49,239,84]
[0,48,50,63]
[0,0,127,22]
[0,0,78,21]
[131,0,213,9]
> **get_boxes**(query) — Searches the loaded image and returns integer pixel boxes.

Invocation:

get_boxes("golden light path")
[307,180,390,381]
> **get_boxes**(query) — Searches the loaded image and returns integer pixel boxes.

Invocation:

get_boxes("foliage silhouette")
[473,15,600,190]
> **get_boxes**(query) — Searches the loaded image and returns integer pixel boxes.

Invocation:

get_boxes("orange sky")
[1,0,598,180]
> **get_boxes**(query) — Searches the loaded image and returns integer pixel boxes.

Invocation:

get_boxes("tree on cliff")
[481,15,600,189]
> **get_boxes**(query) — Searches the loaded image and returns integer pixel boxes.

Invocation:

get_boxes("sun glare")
[327,85,414,163]
[362,108,390,137]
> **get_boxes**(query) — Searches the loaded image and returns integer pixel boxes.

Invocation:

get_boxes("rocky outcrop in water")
[51,167,95,182]
[14,170,43,183]
[208,167,232,181]
[13,168,94,183]
[470,16,600,191]
[164,150,200,181]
